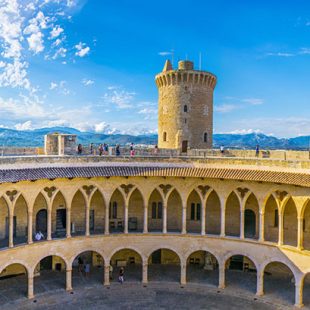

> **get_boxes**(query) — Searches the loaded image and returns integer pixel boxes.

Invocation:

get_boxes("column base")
[143,230,148,234]
[28,241,33,245]
[256,291,264,297]
[66,287,73,291]
[28,293,34,299]
[181,230,186,235]
[294,303,304,308]
[218,284,225,289]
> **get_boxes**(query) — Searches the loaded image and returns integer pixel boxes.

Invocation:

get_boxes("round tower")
[155,60,217,151]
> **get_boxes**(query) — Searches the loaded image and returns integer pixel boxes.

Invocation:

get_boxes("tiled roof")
[0,162,310,187]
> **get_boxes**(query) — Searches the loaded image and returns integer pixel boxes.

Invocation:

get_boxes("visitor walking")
[130,143,135,156]
[98,144,103,156]
[118,267,124,284]
[90,143,94,155]
[35,231,44,241]
[116,144,120,156]
[220,145,224,155]
[77,144,83,155]
[154,144,158,155]
[104,143,109,155]
[255,144,260,157]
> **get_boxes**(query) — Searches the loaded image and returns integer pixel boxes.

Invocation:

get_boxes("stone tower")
[155,60,217,151]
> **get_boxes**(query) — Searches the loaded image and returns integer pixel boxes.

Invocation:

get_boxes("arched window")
[184,105,188,112]
[163,132,167,142]
[204,132,208,143]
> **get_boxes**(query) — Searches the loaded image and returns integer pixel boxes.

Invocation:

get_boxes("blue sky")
[0,0,310,137]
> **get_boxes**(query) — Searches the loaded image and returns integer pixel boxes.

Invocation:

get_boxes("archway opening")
[303,200,310,250]
[109,189,124,233]
[71,190,86,236]
[148,249,180,282]
[302,273,310,307]
[205,190,221,235]
[34,255,66,294]
[283,198,297,247]
[0,197,9,248]
[90,190,105,235]
[244,193,259,239]
[186,251,218,286]
[225,192,240,237]
[225,255,257,294]
[264,262,295,305]
[264,195,278,243]
[72,251,104,288]
[52,191,66,239]
[186,190,201,233]
[167,190,182,233]
[0,263,27,299]
[14,195,28,245]
[110,249,142,282]
[33,193,48,242]
[148,189,163,232]
[128,188,144,233]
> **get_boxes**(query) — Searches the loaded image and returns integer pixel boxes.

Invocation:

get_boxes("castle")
[0,61,309,308]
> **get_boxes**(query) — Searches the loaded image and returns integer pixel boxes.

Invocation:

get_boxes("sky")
[0,0,310,137]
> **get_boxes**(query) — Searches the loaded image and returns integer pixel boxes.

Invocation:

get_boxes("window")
[274,209,278,227]
[163,132,167,142]
[184,105,188,112]
[109,201,117,219]
[204,132,208,143]
[151,202,163,219]
[190,203,201,221]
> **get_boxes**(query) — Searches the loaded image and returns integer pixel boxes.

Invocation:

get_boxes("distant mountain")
[0,127,309,150]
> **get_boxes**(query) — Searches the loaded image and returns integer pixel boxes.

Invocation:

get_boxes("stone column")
[201,201,206,235]
[278,210,283,246]
[104,265,110,286]
[240,208,245,239]
[259,211,265,242]
[297,216,304,250]
[163,202,167,234]
[66,269,72,291]
[66,208,71,238]
[27,211,33,244]
[218,263,225,289]
[9,210,14,248]
[181,203,187,234]
[143,204,148,234]
[105,204,109,235]
[180,262,186,285]
[124,201,129,234]
[256,269,264,296]
[85,200,90,236]
[47,207,52,241]
[142,262,148,284]
[295,279,304,308]
[220,205,226,237]
[28,275,34,299]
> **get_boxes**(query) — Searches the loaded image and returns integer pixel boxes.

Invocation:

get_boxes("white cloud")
[27,32,44,54]
[242,98,264,105]
[14,120,33,130]
[82,78,94,86]
[49,80,70,95]
[221,129,263,135]
[75,42,90,57]
[214,104,239,113]
[158,51,173,56]
[52,47,67,59]
[49,82,57,90]
[266,52,294,57]
[102,88,135,109]
[50,25,63,38]
[0,60,30,89]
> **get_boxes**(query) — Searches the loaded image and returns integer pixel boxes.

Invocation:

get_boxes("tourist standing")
[255,144,260,157]
[220,145,224,155]
[104,143,109,155]
[90,143,94,155]
[98,144,103,156]
[130,143,135,156]
[77,144,83,155]
[118,267,124,284]
[116,144,120,156]
[84,263,90,277]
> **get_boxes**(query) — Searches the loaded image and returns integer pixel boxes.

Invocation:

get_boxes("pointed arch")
[109,188,125,233]
[0,196,9,247]
[148,188,163,232]
[128,188,144,232]
[71,190,86,236]
[264,194,279,243]
[89,189,105,234]
[244,193,259,239]
[206,190,221,235]
[52,190,67,238]
[167,189,182,232]
[303,200,310,250]
[186,189,201,233]
[13,194,28,245]
[283,197,298,247]
[33,192,48,236]
[225,191,240,237]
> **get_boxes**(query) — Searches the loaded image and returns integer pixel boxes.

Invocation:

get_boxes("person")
[78,257,84,274]
[77,144,83,155]
[98,144,103,156]
[104,143,109,155]
[220,145,224,155]
[130,143,135,156]
[35,231,44,241]
[118,267,124,284]
[84,263,90,277]
[90,143,94,155]
[154,144,158,155]
[109,264,113,280]
[255,144,260,157]
[116,144,120,156]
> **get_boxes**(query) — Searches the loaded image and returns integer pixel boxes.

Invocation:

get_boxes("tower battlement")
[155,60,217,151]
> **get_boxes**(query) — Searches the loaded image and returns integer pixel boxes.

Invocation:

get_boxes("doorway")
[36,209,47,233]
[244,209,256,238]
[182,140,188,153]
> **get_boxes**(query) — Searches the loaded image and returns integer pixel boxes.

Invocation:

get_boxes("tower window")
[184,105,188,112]
[204,132,208,143]
[163,132,167,142]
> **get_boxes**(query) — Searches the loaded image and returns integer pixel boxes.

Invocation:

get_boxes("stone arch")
[52,190,67,238]
[148,188,163,232]
[109,188,125,233]
[167,189,182,232]
[109,248,143,282]
[33,192,48,236]
[148,248,181,283]
[128,188,144,232]
[225,191,240,237]
[224,254,257,294]
[244,193,259,239]
[205,190,221,235]
[89,189,105,234]
[263,261,296,305]
[13,194,28,245]
[71,189,86,236]
[186,250,219,286]
[186,189,202,233]
[302,199,310,250]
[283,197,298,247]
[264,194,279,243]
[0,196,9,247]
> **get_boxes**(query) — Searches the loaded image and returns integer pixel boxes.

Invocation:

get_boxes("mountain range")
[0,127,309,150]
